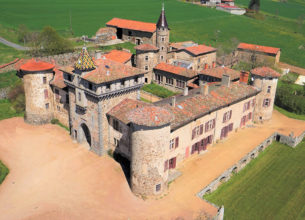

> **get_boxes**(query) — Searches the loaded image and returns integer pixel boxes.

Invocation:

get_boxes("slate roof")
[106,18,156,33]
[183,44,216,56]
[154,63,198,79]
[134,44,159,51]
[156,6,169,29]
[200,67,240,80]
[104,50,132,64]
[237,43,280,55]
[20,58,54,72]
[251,67,281,78]
[170,41,196,50]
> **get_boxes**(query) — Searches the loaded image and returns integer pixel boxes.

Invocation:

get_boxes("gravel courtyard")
[0,110,304,220]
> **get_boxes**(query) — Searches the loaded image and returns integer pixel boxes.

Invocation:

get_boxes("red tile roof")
[20,58,54,72]
[106,18,156,33]
[104,50,132,64]
[183,44,216,56]
[134,44,159,51]
[127,106,173,127]
[237,43,280,55]
[50,68,66,89]
[154,63,198,79]
[61,58,142,84]
[251,66,281,78]
[200,67,240,80]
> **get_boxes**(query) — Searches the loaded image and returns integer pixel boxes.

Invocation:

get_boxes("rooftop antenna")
[162,2,164,11]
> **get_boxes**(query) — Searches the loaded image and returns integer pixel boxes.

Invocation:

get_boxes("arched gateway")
[79,123,91,147]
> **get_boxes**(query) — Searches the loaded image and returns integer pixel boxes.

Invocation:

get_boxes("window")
[223,110,232,123]
[243,101,250,112]
[89,83,93,90]
[128,31,132,36]
[156,184,161,192]
[67,74,72,81]
[145,56,149,61]
[248,112,252,120]
[55,89,60,101]
[175,137,179,148]
[135,77,139,83]
[155,74,163,84]
[169,157,176,169]
[161,47,164,51]
[164,160,169,172]
[113,119,120,131]
[198,58,201,63]
[161,37,165,42]
[45,103,49,109]
[229,123,233,131]
[166,77,173,85]
[78,92,81,102]
[200,124,204,135]
[263,99,271,107]
[160,55,164,61]
[106,84,110,89]
[66,94,69,104]
[267,86,271,93]
[57,106,60,111]
[205,119,215,132]
[170,139,175,150]
[192,124,204,140]
[145,78,148,83]
[43,77,47,84]
[176,80,185,88]
[44,89,48,99]
[145,66,148,71]
[252,98,255,107]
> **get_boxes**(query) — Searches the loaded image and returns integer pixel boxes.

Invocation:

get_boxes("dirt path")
[278,62,305,76]
[0,111,304,220]
[0,37,29,51]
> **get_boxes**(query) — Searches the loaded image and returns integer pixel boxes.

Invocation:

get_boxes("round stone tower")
[134,44,159,83]
[19,59,55,124]
[251,67,280,122]
[128,106,173,196]
[156,4,169,63]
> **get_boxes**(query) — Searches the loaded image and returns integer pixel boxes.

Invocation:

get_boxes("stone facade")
[52,87,69,127]
[23,72,55,124]
[135,50,158,83]
[122,30,156,46]
[237,50,280,66]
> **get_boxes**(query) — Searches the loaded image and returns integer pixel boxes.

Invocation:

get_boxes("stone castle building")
[18,7,281,197]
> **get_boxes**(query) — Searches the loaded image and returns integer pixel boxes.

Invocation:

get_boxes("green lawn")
[99,42,136,54]
[0,99,24,121]
[0,71,21,89]
[0,43,27,65]
[0,0,305,68]
[0,160,9,184]
[204,141,305,220]
[141,83,178,98]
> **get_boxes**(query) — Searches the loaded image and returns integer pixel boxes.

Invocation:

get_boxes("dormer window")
[88,83,93,90]
[106,84,110,90]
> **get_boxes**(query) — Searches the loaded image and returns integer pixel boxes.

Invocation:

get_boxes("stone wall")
[236,50,278,66]
[121,29,156,46]
[0,88,9,100]
[0,58,20,73]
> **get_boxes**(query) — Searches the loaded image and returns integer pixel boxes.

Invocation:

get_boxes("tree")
[248,0,260,12]
[33,26,74,56]
[17,24,29,44]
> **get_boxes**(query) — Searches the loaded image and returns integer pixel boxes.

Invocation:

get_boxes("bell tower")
[156,4,169,63]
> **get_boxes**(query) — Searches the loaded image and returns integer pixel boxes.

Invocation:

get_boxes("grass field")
[141,83,177,98]
[0,71,21,89]
[0,0,305,68]
[274,105,305,121]
[0,99,24,121]
[204,141,305,220]
[0,160,9,184]
[0,43,27,64]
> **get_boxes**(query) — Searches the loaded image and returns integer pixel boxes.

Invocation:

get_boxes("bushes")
[51,118,69,131]
[0,160,9,184]
[7,82,25,114]
[275,82,305,115]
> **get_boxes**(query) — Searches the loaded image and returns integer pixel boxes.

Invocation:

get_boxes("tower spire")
[156,3,169,29]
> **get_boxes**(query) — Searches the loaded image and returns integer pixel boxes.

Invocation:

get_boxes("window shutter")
[173,157,176,169]
[175,137,179,148]
[192,129,195,140]
[44,89,48,99]
[213,119,216,129]
[229,110,232,120]
[200,124,203,135]
[205,122,208,132]
[164,160,168,172]
[223,114,226,123]
[191,144,195,154]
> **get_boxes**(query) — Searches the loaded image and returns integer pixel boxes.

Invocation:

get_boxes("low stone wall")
[140,90,162,103]
[197,129,305,220]
[0,88,9,100]
[0,58,20,73]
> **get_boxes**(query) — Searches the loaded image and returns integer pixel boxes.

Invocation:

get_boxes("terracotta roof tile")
[104,50,132,64]
[238,43,280,55]
[134,44,159,51]
[154,63,198,79]
[106,18,156,33]
[50,68,66,89]
[251,66,281,78]
[20,58,54,72]
[183,44,216,56]
[200,67,240,80]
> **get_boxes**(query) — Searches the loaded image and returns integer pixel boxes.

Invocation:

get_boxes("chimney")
[203,83,209,95]
[239,71,249,84]
[221,74,230,87]
[183,87,188,96]
[170,96,176,107]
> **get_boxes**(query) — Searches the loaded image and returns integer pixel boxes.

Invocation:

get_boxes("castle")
[17,7,280,197]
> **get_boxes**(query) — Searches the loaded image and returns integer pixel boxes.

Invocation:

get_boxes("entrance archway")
[80,123,91,147]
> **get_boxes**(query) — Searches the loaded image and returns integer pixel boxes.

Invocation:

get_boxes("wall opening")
[113,152,131,185]
[117,28,123,39]
[276,135,281,142]
[80,123,91,147]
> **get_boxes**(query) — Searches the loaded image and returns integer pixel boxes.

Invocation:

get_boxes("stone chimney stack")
[200,82,209,96]
[183,87,188,96]
[95,50,102,60]
[239,71,249,84]
[221,74,231,87]
[170,96,176,107]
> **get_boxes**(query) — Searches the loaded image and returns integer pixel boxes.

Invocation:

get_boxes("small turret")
[75,46,96,74]
[156,4,170,63]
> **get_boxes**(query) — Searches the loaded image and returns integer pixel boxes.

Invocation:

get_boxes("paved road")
[0,37,29,50]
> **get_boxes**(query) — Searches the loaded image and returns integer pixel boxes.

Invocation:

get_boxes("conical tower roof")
[75,47,96,72]
[156,4,169,29]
